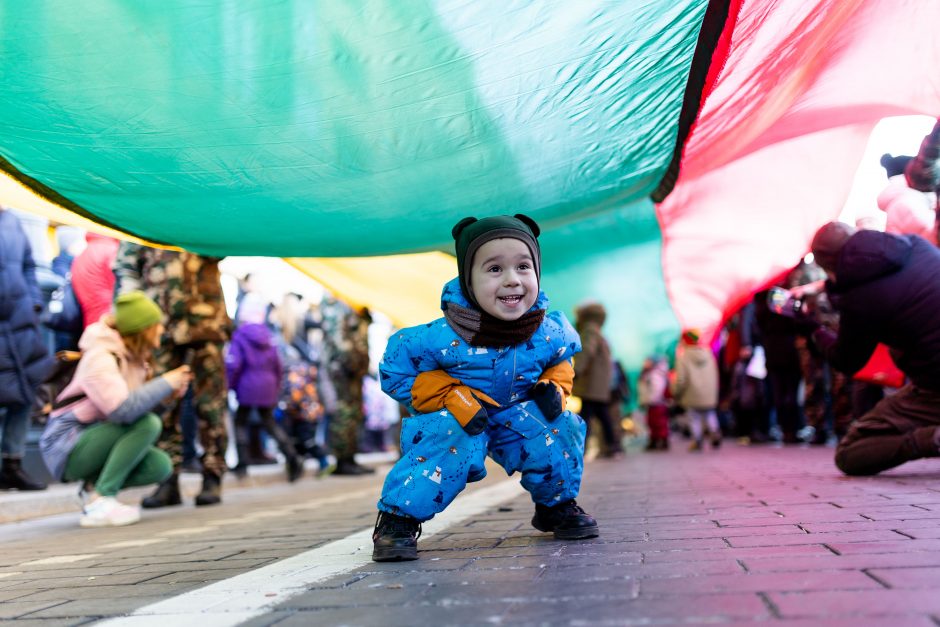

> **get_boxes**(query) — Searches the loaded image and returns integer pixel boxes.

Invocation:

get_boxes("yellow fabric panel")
[285,254,455,329]
[0,171,159,245]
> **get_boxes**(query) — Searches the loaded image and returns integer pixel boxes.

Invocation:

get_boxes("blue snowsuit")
[378,278,586,522]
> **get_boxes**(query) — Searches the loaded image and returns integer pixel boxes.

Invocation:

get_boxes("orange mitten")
[411,370,500,435]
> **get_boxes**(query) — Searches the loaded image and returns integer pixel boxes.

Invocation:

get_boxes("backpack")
[31,350,84,425]
[42,278,83,334]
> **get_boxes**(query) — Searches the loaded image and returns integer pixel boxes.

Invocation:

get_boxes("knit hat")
[810,221,856,273]
[114,291,163,335]
[452,214,541,309]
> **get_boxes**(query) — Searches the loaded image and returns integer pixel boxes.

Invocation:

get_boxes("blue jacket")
[0,211,52,405]
[380,278,580,412]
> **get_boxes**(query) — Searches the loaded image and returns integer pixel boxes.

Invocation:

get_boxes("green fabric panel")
[0,1,706,257]
[540,200,680,374]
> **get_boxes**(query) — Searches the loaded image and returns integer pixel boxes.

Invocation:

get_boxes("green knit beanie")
[114,291,163,335]
[452,214,541,309]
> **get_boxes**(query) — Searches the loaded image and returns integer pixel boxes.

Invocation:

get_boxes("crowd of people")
[0,222,398,526]
[3,119,940,534]
[631,118,940,468]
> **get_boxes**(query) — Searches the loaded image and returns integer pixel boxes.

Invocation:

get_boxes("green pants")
[63,413,173,497]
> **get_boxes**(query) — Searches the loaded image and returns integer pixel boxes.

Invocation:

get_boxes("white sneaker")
[79,496,141,528]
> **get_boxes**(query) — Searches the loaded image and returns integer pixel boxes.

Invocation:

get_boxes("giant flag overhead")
[1,1,938,368]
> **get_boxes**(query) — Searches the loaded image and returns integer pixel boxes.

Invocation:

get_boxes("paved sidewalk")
[2,442,940,625]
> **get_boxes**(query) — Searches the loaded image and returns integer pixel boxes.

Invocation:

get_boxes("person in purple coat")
[226,299,304,482]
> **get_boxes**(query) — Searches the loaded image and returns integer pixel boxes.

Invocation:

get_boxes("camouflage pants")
[328,377,364,460]
[153,341,229,476]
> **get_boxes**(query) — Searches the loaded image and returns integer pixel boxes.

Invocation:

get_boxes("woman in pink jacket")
[40,291,192,527]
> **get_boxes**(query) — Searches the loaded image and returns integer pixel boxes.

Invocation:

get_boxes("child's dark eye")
[487,265,501,273]
[518,263,531,271]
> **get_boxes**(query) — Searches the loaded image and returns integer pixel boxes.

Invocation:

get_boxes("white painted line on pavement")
[19,553,101,566]
[97,479,526,626]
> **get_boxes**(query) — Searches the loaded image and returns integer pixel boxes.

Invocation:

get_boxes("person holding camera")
[39,292,192,526]
[809,221,940,475]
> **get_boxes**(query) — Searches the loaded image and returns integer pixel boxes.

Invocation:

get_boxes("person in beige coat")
[572,302,619,457]
[672,329,721,451]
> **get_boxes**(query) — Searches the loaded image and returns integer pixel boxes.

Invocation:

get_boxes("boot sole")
[372,547,418,562]
[554,524,599,540]
[141,498,182,509]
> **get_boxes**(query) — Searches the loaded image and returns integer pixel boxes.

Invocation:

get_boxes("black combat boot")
[286,455,304,483]
[0,457,47,491]
[141,473,182,508]
[333,457,375,476]
[195,470,222,506]
[532,499,599,540]
[372,511,421,562]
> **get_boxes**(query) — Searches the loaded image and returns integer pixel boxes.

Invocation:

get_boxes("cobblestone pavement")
[2,442,940,626]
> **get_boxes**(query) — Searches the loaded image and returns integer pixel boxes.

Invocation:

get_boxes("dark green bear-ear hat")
[452,213,541,309]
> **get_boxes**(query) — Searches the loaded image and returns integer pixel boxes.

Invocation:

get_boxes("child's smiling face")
[469,238,538,320]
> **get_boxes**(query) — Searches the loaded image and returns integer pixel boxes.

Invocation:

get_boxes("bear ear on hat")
[452,217,477,240]
[513,213,540,237]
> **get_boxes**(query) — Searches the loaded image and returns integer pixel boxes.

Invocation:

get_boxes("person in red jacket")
[71,234,120,328]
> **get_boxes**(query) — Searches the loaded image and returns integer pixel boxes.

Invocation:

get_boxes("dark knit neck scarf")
[444,302,545,347]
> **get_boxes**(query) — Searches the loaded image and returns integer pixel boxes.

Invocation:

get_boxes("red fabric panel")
[658,0,940,336]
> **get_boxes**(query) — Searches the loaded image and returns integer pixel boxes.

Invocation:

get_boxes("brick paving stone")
[827,538,940,555]
[800,518,940,534]
[0,602,68,621]
[741,550,940,573]
[726,528,907,548]
[771,588,940,617]
[868,565,940,588]
[646,523,805,540]
[640,543,834,563]
[640,569,880,595]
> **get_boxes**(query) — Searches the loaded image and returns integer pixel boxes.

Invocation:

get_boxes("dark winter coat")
[0,211,52,406]
[817,231,940,392]
[226,323,283,407]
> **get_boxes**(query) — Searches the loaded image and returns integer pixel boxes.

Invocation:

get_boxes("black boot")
[286,455,304,483]
[0,457,46,491]
[372,511,421,561]
[532,499,599,540]
[195,471,222,506]
[333,457,375,476]
[141,473,182,508]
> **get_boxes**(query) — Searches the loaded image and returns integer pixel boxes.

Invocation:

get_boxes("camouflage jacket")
[320,298,369,380]
[113,243,231,344]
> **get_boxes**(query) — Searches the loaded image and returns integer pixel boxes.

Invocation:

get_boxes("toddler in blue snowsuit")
[372,214,599,561]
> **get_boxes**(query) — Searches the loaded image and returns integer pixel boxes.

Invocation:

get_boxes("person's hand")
[789,280,825,299]
[411,370,500,435]
[163,365,193,398]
